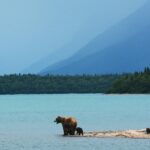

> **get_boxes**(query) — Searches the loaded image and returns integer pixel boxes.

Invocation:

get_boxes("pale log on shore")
[71,129,150,139]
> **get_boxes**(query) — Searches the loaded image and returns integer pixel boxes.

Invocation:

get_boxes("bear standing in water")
[54,116,77,136]
[76,127,84,136]
[146,128,150,134]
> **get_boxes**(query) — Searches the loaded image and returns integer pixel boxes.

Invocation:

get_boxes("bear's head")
[54,116,63,124]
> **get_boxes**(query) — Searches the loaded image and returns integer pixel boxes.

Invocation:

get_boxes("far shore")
[0,93,150,95]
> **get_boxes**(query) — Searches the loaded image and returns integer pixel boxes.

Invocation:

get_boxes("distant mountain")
[22,7,113,74]
[23,31,99,74]
[23,1,145,74]
[41,2,150,75]
[23,23,105,74]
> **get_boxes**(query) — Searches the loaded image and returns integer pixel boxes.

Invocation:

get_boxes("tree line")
[0,67,149,94]
[0,74,117,94]
[107,67,150,93]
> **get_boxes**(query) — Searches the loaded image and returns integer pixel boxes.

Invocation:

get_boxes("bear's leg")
[68,127,73,135]
[70,126,76,135]
[72,125,77,135]
[64,128,69,136]
[62,125,68,136]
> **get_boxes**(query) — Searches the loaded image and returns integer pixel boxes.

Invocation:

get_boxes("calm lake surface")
[0,94,150,150]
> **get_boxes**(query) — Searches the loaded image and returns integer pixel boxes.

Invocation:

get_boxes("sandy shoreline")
[68,129,150,139]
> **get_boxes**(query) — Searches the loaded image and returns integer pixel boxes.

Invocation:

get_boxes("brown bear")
[54,116,77,136]
[76,127,84,136]
[146,128,150,134]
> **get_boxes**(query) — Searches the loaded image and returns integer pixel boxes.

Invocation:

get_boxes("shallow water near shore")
[0,94,150,150]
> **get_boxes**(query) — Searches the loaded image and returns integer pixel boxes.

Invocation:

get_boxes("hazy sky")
[0,0,147,74]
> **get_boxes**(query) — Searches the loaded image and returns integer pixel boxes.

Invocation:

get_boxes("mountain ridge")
[41,1,150,75]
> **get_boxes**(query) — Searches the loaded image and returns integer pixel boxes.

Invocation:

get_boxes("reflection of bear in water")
[76,127,83,136]
[54,116,77,136]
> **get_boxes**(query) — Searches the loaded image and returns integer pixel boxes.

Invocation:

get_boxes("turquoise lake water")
[0,94,150,150]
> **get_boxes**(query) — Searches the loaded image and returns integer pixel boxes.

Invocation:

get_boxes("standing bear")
[54,116,77,136]
[76,127,84,136]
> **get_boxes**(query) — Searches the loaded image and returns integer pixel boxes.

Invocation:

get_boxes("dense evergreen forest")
[108,67,150,93]
[0,68,149,94]
[0,74,117,94]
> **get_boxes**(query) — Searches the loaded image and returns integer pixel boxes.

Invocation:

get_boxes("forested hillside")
[108,67,150,93]
[0,68,149,94]
[0,74,116,94]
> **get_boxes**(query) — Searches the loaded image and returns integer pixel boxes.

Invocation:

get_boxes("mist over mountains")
[40,1,150,75]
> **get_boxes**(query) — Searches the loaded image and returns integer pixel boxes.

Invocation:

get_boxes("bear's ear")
[57,116,61,120]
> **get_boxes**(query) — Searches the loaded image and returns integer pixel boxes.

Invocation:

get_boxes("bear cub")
[146,128,150,134]
[76,127,84,136]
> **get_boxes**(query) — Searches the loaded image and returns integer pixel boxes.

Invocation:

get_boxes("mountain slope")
[45,26,150,74]
[23,1,146,74]
[41,2,150,75]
